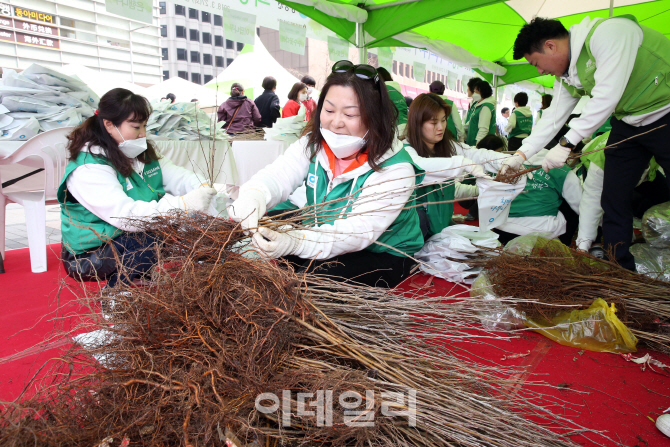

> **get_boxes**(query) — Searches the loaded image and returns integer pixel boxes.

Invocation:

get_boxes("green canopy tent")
[277,0,670,92]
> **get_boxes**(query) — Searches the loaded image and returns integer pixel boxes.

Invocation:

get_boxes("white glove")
[498,152,526,175]
[228,188,267,233]
[542,144,572,172]
[211,183,228,194]
[463,161,492,180]
[180,187,216,212]
[252,226,305,258]
[576,239,592,252]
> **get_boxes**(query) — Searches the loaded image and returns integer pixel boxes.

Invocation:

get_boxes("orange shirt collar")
[321,140,369,177]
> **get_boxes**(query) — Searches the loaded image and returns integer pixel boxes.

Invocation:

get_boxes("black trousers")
[283,250,416,288]
[602,112,670,270]
[507,136,525,152]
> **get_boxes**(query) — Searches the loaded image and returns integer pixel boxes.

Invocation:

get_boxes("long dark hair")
[66,88,158,178]
[305,70,397,171]
[404,93,456,158]
[288,82,307,101]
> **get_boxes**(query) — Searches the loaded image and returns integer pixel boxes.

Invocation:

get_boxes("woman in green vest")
[377,66,408,133]
[463,77,482,134]
[465,80,497,146]
[505,92,534,151]
[229,61,427,287]
[536,93,552,122]
[58,88,218,289]
[403,93,512,238]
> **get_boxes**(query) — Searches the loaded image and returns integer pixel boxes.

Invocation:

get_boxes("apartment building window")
[178,71,188,80]
[176,26,186,38]
[204,74,213,84]
[392,60,398,75]
[202,32,211,44]
[405,64,410,78]
[189,8,198,19]
[201,11,211,22]
[215,35,223,47]
[236,42,244,51]
[203,54,212,65]
[161,48,168,60]
[177,48,187,60]
[214,15,222,26]
[190,29,199,41]
[160,25,167,37]
[215,56,224,67]
[226,57,234,66]
[175,4,185,15]
[226,39,233,49]
[191,51,200,63]
[159,2,166,14]
[163,70,169,80]
[191,73,201,84]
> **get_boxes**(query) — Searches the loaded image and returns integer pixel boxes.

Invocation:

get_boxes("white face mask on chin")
[320,127,368,159]
[298,93,308,102]
[472,93,482,102]
[115,125,147,159]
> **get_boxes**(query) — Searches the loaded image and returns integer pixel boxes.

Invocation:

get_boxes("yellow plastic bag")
[526,298,638,353]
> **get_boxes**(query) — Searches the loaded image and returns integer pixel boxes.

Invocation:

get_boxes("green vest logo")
[585,58,596,73]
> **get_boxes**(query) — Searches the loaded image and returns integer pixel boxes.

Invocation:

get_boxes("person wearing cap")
[500,16,670,270]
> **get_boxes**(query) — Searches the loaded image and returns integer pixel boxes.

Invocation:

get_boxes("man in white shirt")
[500,16,670,270]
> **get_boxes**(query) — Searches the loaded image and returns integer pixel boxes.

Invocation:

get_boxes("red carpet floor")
[1,244,669,446]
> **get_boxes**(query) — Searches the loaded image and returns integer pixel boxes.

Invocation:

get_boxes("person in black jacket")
[254,76,281,128]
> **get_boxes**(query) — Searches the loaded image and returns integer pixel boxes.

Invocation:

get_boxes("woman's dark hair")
[475,81,493,99]
[231,83,244,97]
[477,134,506,152]
[404,93,456,158]
[66,88,158,178]
[514,92,528,106]
[376,67,393,82]
[300,75,316,86]
[262,76,277,91]
[467,78,481,94]
[288,82,307,101]
[541,93,553,109]
[404,96,413,108]
[305,69,397,171]
[513,17,569,60]
[429,80,445,95]
[166,93,176,103]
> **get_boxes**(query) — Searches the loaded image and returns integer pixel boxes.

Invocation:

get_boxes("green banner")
[327,36,349,62]
[105,0,152,24]
[279,20,306,55]
[447,71,457,90]
[222,9,256,45]
[376,47,393,70]
[413,62,426,83]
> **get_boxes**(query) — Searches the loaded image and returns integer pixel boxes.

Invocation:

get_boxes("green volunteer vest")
[561,15,670,119]
[58,152,165,255]
[509,165,570,218]
[438,95,459,140]
[304,148,425,257]
[508,110,533,139]
[592,116,612,138]
[581,130,660,181]
[465,101,496,146]
[537,109,543,120]
[386,85,408,126]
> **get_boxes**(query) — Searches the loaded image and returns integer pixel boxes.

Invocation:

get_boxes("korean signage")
[278,19,306,55]
[14,18,58,36]
[13,6,54,24]
[0,2,10,17]
[0,14,10,26]
[15,31,59,48]
[327,36,348,62]
[0,28,13,42]
[222,8,256,45]
[105,0,153,24]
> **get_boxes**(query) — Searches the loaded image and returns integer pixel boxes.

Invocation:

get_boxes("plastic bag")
[630,243,670,282]
[470,272,526,330]
[642,201,670,249]
[526,298,638,353]
[476,177,526,231]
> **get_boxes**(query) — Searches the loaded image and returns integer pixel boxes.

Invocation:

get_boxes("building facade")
[0,0,162,85]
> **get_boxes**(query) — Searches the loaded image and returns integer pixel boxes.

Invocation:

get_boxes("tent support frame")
[357,22,367,64]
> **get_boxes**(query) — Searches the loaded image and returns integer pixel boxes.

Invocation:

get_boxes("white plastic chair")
[0,127,73,272]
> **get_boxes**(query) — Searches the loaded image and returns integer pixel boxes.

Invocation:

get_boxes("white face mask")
[306,87,314,95]
[321,127,367,159]
[115,125,147,159]
[298,93,308,102]
[472,93,482,102]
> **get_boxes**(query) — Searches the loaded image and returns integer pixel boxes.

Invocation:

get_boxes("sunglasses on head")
[331,60,380,84]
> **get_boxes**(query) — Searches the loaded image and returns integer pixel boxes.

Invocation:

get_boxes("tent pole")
[356,22,367,64]
[493,74,498,115]
[609,0,614,17]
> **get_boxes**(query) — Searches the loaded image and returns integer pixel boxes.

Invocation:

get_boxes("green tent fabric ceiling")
[277,0,670,85]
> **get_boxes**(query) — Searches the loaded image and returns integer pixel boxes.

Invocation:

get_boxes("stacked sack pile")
[0,64,98,141]
[148,100,226,141]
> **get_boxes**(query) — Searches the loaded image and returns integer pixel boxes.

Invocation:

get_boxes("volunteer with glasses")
[228,61,486,287]
[58,88,219,288]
